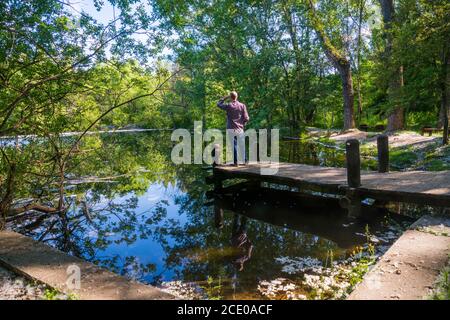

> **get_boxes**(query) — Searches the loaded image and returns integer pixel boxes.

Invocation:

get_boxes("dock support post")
[343,139,362,217]
[212,144,223,190]
[346,139,361,188]
[214,202,224,229]
[377,134,389,173]
[212,144,221,167]
[256,131,260,163]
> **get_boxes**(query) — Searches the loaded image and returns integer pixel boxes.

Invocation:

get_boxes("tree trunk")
[379,0,405,131]
[282,1,303,133]
[443,49,450,145]
[339,63,356,130]
[387,105,405,131]
[0,162,16,229]
[356,0,365,122]
[386,65,405,131]
[438,99,445,129]
[307,0,355,130]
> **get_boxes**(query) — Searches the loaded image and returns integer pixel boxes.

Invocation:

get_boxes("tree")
[306,0,355,130]
[378,0,405,131]
[0,0,175,225]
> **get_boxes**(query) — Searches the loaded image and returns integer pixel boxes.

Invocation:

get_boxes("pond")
[7,131,414,299]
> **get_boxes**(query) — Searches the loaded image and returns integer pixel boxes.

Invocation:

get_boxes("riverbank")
[0,128,171,141]
[0,231,174,300]
[0,266,46,300]
[348,215,450,300]
[304,128,450,171]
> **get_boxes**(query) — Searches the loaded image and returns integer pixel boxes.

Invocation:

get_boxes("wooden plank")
[213,164,344,194]
[213,163,450,207]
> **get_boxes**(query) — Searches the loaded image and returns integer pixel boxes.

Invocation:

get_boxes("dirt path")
[348,215,450,300]
[328,129,369,142]
[365,133,440,149]
[325,129,440,148]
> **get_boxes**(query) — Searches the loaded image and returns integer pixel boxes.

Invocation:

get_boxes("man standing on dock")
[217,91,249,165]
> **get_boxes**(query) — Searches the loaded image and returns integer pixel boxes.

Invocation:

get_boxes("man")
[217,91,249,165]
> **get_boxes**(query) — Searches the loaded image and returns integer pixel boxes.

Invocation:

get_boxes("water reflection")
[7,132,410,299]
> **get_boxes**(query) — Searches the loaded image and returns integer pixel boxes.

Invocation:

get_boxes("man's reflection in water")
[213,203,254,296]
[214,204,224,229]
[231,214,253,271]
[214,203,254,271]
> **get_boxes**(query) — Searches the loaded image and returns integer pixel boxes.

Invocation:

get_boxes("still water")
[9,132,412,299]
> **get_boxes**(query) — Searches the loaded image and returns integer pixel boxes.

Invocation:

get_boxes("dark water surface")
[9,132,412,299]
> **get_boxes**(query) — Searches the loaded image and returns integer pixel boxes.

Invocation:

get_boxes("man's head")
[230,91,238,101]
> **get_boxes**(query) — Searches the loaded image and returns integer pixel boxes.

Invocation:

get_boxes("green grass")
[348,226,377,287]
[390,150,419,168]
[201,276,223,300]
[423,159,450,171]
[44,288,78,300]
[429,257,450,300]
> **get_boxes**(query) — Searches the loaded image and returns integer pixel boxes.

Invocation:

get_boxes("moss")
[423,159,450,171]
[390,150,419,168]
[421,144,450,171]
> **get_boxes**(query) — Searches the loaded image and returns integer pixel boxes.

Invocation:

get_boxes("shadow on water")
[6,132,414,299]
[210,183,410,249]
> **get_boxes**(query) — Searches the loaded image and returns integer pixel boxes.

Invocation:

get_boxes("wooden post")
[212,144,223,190]
[345,139,361,188]
[212,144,221,167]
[214,202,224,229]
[344,139,361,217]
[256,131,260,163]
[377,134,389,173]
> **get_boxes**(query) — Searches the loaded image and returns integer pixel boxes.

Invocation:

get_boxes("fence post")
[212,144,221,167]
[377,134,389,173]
[346,139,361,188]
[342,139,362,217]
[212,144,223,190]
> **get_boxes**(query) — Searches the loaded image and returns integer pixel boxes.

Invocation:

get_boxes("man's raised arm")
[217,95,230,110]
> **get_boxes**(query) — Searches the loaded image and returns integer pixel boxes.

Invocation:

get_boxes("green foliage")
[429,257,450,300]
[0,0,176,221]
[347,225,376,288]
[43,288,60,300]
[390,149,418,168]
[44,288,78,300]
[201,276,223,300]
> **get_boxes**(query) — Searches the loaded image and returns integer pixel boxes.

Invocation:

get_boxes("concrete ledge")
[0,231,174,300]
[348,215,450,300]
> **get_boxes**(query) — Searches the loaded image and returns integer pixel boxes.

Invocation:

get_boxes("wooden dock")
[208,137,450,215]
[212,163,450,207]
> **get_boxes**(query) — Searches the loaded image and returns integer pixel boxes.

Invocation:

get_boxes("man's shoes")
[232,162,247,167]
